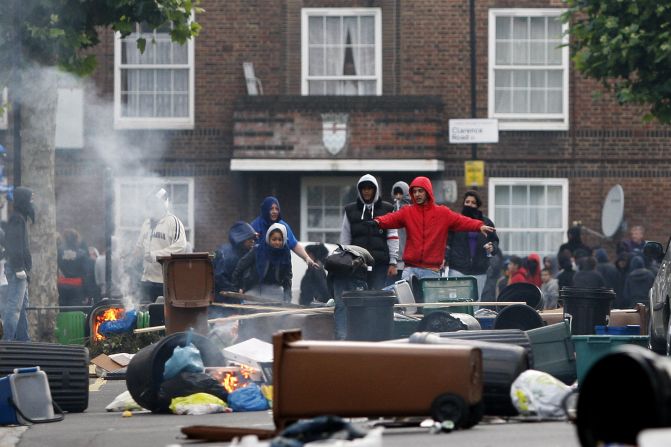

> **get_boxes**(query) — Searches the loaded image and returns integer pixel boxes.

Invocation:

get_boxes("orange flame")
[92,308,125,341]
[222,372,240,393]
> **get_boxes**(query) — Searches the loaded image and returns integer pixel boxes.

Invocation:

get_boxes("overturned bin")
[407,332,529,416]
[273,330,484,430]
[158,253,214,336]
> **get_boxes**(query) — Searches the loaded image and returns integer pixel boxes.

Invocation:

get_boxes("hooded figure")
[621,255,655,308]
[233,223,293,302]
[213,221,257,295]
[558,226,592,258]
[594,248,620,295]
[390,181,411,273]
[374,176,494,273]
[391,181,411,212]
[2,186,34,341]
[526,253,542,287]
[250,196,317,270]
[135,188,187,303]
[340,174,398,289]
[446,190,499,298]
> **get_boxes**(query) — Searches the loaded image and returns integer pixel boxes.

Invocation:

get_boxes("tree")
[565,1,671,123]
[0,0,201,340]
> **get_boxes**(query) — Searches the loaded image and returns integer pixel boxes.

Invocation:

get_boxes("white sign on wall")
[449,119,499,144]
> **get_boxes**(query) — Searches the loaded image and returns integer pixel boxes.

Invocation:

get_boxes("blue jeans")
[402,266,440,281]
[332,277,367,340]
[2,265,30,341]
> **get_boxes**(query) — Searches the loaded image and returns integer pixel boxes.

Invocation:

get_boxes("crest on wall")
[321,113,349,155]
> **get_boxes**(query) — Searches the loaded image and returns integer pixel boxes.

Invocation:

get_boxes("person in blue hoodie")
[233,223,293,302]
[250,196,317,270]
[213,221,257,295]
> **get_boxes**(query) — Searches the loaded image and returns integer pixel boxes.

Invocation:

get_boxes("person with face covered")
[1,187,35,341]
[232,223,293,303]
[250,196,317,270]
[213,221,257,296]
[340,174,399,290]
[446,190,499,299]
[135,188,187,304]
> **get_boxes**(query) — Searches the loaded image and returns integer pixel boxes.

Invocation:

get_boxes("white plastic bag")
[510,369,571,420]
[105,390,144,412]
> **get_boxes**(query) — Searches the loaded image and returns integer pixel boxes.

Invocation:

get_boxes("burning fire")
[207,365,257,393]
[93,308,125,341]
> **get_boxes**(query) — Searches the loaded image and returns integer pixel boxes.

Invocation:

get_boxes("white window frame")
[114,23,195,129]
[488,9,569,131]
[301,8,383,96]
[488,177,569,257]
[114,176,195,246]
[0,87,8,130]
[300,176,358,242]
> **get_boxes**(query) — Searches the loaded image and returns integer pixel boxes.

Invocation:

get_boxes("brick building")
[4,0,670,258]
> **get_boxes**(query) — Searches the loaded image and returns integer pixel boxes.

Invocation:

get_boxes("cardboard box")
[91,354,125,378]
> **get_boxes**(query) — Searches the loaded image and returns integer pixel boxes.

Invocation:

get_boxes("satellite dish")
[601,184,624,238]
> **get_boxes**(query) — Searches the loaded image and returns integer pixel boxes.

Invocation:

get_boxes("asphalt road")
[1,379,581,447]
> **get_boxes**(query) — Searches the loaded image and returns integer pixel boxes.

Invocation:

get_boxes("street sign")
[464,160,485,187]
[449,119,499,144]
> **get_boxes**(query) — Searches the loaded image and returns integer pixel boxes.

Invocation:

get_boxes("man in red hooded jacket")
[372,176,495,281]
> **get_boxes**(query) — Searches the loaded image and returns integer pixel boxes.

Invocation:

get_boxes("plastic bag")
[157,371,228,411]
[510,369,571,420]
[163,331,205,381]
[228,384,269,412]
[169,392,230,415]
[105,390,144,412]
[99,310,137,336]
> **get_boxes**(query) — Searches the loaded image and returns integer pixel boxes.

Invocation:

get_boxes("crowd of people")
[1,175,657,342]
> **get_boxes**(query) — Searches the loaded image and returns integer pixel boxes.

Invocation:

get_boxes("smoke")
[14,60,176,309]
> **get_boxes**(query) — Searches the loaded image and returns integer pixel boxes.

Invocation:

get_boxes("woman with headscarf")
[233,223,293,302]
[543,255,559,277]
[250,196,317,269]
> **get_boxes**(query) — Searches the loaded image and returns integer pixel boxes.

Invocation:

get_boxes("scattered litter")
[169,393,230,415]
[163,331,205,381]
[228,384,269,412]
[122,410,133,418]
[510,370,571,420]
[270,415,372,447]
[105,390,144,412]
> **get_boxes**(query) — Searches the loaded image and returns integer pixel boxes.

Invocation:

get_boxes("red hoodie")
[375,176,484,270]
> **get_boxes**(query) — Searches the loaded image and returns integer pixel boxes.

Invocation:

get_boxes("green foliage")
[1,0,202,78]
[564,1,671,123]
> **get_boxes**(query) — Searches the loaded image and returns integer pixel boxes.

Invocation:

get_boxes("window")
[488,178,568,257]
[302,8,382,95]
[114,22,195,129]
[114,177,195,245]
[300,177,358,243]
[488,9,569,130]
[0,87,7,130]
[55,87,84,149]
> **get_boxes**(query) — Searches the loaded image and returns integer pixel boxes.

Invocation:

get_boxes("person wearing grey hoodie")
[340,174,399,290]
[391,181,411,277]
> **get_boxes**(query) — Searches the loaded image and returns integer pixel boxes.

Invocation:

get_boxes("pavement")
[0,376,581,447]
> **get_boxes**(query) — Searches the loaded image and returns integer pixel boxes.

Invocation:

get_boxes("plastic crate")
[573,335,649,385]
[595,325,640,336]
[525,320,576,384]
[420,276,478,316]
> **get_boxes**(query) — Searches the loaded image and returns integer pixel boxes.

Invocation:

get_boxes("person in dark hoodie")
[233,223,293,302]
[340,174,399,289]
[621,255,655,308]
[558,226,592,258]
[213,221,257,296]
[594,248,620,293]
[299,243,330,306]
[446,190,499,299]
[1,187,34,341]
[556,249,575,292]
[572,256,606,289]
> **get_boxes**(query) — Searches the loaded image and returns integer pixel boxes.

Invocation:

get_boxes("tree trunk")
[20,68,59,342]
